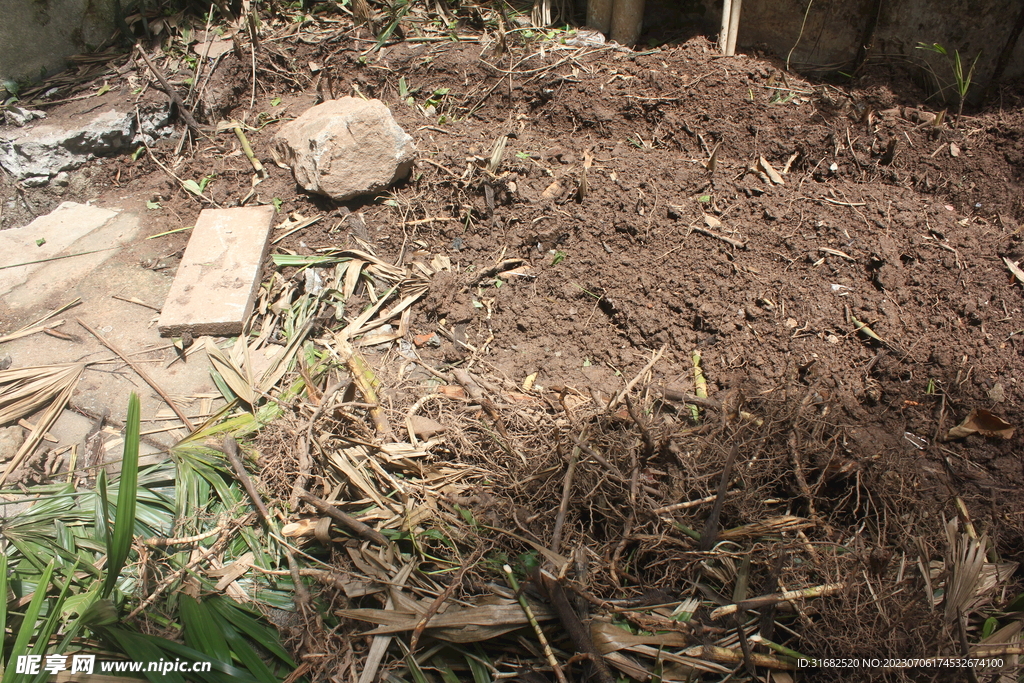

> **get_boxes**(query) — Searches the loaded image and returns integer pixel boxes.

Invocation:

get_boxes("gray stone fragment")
[0,104,175,180]
[271,97,415,201]
[0,108,134,179]
[4,107,46,127]
[0,426,25,463]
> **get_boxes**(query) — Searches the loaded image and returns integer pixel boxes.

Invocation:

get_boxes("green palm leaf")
[102,393,140,598]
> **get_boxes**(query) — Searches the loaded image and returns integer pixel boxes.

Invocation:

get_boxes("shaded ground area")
[3,9,1024,683]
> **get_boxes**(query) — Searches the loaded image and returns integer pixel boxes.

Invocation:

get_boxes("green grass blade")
[0,554,7,653]
[180,596,232,664]
[96,469,112,550]
[221,621,278,683]
[102,393,140,598]
[108,628,264,683]
[2,560,54,683]
[207,596,296,666]
[105,628,187,683]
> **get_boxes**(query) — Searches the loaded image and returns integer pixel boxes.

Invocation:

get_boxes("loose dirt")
[4,19,1024,682]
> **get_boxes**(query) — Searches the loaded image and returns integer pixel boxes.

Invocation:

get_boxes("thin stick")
[136,47,205,135]
[693,225,747,249]
[503,565,568,683]
[223,435,270,524]
[409,546,485,651]
[12,298,81,333]
[144,515,227,546]
[801,195,866,207]
[700,443,739,551]
[76,317,196,433]
[653,490,742,515]
[550,439,580,556]
[142,142,218,205]
[609,344,667,410]
[0,248,119,271]
[113,295,161,311]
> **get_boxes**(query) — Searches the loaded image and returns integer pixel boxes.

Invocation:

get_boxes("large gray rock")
[0,106,174,182]
[271,97,415,201]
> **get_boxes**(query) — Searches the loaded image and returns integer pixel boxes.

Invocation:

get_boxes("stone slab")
[0,202,222,451]
[157,205,276,337]
[0,202,138,310]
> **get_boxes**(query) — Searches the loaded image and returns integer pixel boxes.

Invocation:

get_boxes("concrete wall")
[735,0,1024,91]
[0,0,118,90]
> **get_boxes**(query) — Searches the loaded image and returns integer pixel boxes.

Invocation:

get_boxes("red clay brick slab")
[158,205,275,337]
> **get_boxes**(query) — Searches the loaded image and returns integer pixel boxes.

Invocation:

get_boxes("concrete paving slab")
[0,202,226,456]
[158,205,276,337]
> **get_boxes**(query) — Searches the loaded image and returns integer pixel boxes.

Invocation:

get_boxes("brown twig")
[624,394,656,459]
[550,436,581,556]
[700,443,739,551]
[290,382,345,509]
[136,46,206,135]
[76,317,196,433]
[535,569,616,683]
[223,435,270,524]
[409,546,485,652]
[692,224,747,249]
[297,491,389,546]
[608,344,667,410]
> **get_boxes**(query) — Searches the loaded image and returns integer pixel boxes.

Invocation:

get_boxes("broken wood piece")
[17,418,57,443]
[297,490,390,546]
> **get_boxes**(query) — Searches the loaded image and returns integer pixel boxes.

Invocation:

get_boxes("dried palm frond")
[0,362,86,485]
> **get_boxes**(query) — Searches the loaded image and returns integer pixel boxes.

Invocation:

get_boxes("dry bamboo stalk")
[504,565,569,683]
[710,582,845,619]
[719,0,733,53]
[726,0,743,56]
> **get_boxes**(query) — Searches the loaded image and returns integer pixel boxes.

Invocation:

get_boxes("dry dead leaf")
[945,408,1015,440]
[541,180,564,199]
[437,385,466,399]
[408,415,446,439]
[1003,257,1024,286]
[758,156,785,185]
